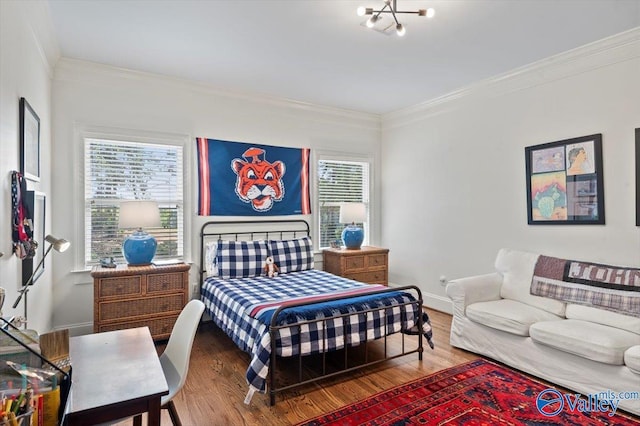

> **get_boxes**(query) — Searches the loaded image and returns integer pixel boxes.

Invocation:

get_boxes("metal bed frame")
[200,220,424,405]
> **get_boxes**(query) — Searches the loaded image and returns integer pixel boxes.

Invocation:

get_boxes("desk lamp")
[13,234,70,327]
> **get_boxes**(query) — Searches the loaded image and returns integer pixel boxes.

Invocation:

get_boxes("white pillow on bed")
[205,241,218,276]
[216,240,269,279]
[268,236,314,274]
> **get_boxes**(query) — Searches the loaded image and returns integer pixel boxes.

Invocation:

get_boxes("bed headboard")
[199,219,311,287]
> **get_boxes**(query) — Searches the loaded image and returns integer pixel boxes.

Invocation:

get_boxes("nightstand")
[322,246,389,285]
[91,263,190,341]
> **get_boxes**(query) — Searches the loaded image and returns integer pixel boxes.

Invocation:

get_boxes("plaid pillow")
[268,237,314,274]
[216,240,269,279]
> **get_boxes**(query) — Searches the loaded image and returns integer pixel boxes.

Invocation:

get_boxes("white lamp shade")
[45,234,70,252]
[118,200,161,229]
[339,202,366,224]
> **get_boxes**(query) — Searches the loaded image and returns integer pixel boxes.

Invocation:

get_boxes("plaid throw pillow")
[268,237,314,274]
[216,240,268,279]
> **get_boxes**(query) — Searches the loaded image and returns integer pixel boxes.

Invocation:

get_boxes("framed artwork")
[636,128,639,226]
[525,134,604,225]
[20,97,41,182]
[22,191,46,286]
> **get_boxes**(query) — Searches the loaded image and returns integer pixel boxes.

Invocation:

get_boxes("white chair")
[160,299,205,425]
[133,299,205,426]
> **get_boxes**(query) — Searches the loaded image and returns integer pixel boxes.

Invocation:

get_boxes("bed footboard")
[268,285,425,405]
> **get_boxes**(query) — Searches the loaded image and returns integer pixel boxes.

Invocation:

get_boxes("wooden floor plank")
[113,309,478,425]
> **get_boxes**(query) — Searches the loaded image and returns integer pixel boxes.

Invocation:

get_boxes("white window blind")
[317,159,370,248]
[84,138,184,265]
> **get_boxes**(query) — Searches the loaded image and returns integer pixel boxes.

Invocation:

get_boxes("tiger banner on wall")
[197,138,311,216]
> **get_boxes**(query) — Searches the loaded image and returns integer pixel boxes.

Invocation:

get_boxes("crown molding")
[25,0,61,78]
[382,27,640,130]
[54,58,380,130]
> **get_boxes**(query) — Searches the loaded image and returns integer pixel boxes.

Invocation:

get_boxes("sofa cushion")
[530,319,640,365]
[566,304,640,336]
[495,248,566,317]
[466,299,563,336]
[624,346,640,374]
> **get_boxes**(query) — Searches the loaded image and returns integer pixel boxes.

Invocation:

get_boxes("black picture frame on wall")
[20,97,41,182]
[525,134,604,225]
[22,191,46,287]
[636,128,639,226]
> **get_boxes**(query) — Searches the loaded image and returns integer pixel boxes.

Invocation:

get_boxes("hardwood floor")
[116,309,478,426]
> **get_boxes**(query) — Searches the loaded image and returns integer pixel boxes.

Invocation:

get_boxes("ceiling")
[47,0,640,115]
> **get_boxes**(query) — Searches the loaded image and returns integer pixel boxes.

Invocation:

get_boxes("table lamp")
[119,200,161,266]
[339,202,366,249]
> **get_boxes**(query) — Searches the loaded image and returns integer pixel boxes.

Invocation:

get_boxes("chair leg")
[133,414,142,426]
[163,400,182,426]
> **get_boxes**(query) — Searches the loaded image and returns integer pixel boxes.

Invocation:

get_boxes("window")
[84,138,184,266]
[317,158,370,248]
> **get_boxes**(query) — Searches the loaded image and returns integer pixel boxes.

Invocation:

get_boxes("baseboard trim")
[388,283,453,314]
[53,322,93,337]
[422,292,453,315]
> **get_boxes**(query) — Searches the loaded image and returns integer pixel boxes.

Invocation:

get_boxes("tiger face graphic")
[231,147,286,212]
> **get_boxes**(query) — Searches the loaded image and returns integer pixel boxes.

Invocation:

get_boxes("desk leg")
[147,397,162,426]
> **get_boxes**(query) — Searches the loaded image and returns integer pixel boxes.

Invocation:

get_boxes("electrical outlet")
[439,275,447,286]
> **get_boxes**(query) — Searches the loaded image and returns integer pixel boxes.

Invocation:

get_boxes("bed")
[199,220,433,405]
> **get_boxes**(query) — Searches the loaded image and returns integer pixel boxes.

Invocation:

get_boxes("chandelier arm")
[373,3,389,19]
[370,10,423,15]
[390,9,399,25]
[389,0,400,25]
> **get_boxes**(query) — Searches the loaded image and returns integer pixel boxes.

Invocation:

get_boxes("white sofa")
[446,248,640,416]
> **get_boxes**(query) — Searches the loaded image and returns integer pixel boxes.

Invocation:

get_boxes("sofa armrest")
[446,272,503,319]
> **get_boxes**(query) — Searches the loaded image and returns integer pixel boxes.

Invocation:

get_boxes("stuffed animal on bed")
[264,256,279,277]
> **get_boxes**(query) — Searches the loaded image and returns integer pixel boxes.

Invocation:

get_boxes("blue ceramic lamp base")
[122,229,157,265]
[342,225,364,250]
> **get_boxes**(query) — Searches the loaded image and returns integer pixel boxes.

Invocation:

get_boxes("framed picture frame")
[22,191,46,287]
[20,97,41,182]
[525,134,604,225]
[636,128,639,226]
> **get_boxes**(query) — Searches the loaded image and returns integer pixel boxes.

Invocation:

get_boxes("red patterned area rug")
[298,358,639,425]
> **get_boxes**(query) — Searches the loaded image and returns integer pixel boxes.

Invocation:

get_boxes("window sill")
[72,259,193,273]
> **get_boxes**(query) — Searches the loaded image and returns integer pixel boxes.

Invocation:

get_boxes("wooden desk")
[64,327,168,425]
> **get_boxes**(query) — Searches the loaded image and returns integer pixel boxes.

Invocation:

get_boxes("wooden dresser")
[322,246,389,285]
[91,263,190,341]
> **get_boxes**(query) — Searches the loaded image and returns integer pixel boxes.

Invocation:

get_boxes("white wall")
[380,30,640,313]
[0,0,59,332]
[51,59,381,333]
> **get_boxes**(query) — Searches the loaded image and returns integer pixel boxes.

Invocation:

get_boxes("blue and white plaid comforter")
[201,269,433,396]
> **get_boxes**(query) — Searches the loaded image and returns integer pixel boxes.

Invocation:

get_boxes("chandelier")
[357,0,435,36]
